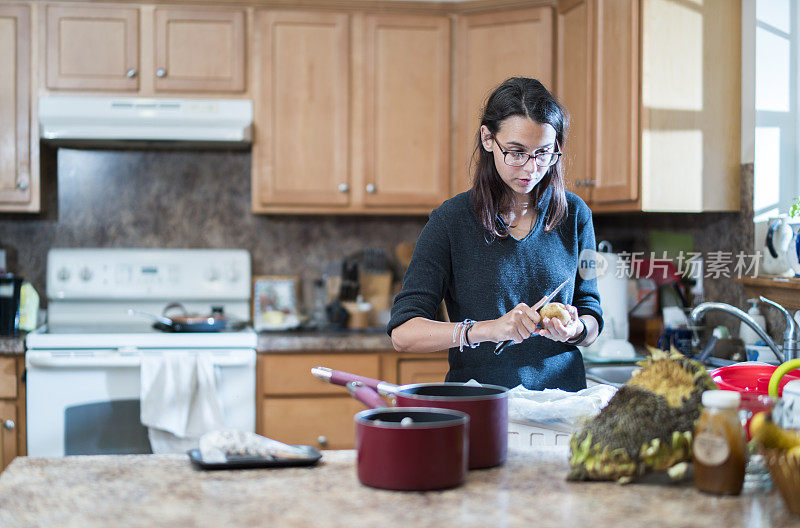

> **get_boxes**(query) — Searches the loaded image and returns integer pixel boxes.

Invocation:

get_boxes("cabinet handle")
[4,420,14,431]
[17,181,28,191]
[338,183,349,193]
[365,183,376,194]
[126,68,137,78]
[317,435,328,448]
[156,68,167,78]
[585,179,596,187]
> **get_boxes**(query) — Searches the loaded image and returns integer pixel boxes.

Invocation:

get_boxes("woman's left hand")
[537,304,583,343]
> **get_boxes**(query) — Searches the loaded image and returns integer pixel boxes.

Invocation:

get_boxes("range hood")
[39,96,253,147]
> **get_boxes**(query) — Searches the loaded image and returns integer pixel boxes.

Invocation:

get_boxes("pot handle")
[346,382,387,408]
[311,366,390,391]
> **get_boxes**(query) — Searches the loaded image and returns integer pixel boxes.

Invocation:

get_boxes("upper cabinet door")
[557,0,593,204]
[253,11,350,208]
[0,4,33,210]
[453,8,553,194]
[153,8,246,93]
[591,0,639,204]
[361,14,450,209]
[45,5,139,91]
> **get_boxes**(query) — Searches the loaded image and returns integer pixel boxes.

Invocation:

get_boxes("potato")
[539,302,571,325]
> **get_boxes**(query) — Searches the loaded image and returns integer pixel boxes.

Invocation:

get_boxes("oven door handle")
[26,354,255,368]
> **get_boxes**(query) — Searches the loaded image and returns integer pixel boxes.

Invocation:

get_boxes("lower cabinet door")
[260,396,368,450]
[0,401,17,471]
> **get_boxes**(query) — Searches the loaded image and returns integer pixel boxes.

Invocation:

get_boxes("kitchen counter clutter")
[0,336,25,355]
[0,448,796,527]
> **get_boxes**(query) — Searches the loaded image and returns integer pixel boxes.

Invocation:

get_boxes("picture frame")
[252,275,301,331]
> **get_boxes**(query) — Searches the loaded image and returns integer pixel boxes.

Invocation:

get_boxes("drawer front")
[260,396,367,450]
[260,353,380,396]
[397,358,449,386]
[0,358,17,399]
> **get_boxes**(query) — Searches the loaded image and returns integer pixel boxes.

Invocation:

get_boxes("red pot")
[348,382,469,491]
[312,367,508,469]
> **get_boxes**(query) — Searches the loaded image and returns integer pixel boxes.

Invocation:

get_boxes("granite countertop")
[0,335,25,355]
[257,328,393,352]
[0,448,796,527]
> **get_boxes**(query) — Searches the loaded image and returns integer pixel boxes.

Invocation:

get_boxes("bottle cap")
[702,390,741,409]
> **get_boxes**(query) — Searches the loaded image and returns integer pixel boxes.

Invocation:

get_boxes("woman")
[387,77,602,391]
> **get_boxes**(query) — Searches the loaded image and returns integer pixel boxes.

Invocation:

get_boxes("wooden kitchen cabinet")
[257,350,448,449]
[252,10,351,209]
[43,4,246,95]
[556,0,740,212]
[44,4,140,91]
[359,13,451,210]
[0,3,39,213]
[452,7,554,194]
[0,356,26,472]
[153,7,246,93]
[251,10,451,214]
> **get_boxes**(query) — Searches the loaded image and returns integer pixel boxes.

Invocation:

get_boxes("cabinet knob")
[17,181,28,191]
[585,179,596,187]
[317,435,328,448]
[156,68,167,78]
[338,183,349,193]
[4,420,14,431]
[575,180,583,188]
[126,68,137,78]
[366,183,376,194]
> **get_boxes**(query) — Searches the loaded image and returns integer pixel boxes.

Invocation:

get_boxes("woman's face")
[480,116,557,201]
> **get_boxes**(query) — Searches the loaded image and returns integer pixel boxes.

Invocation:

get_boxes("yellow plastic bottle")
[693,390,746,495]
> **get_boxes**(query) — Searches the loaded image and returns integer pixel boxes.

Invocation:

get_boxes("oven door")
[26,348,256,457]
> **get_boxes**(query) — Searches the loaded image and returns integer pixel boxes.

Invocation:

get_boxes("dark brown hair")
[470,77,569,239]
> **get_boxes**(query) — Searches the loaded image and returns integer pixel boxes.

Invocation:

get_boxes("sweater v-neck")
[509,187,551,242]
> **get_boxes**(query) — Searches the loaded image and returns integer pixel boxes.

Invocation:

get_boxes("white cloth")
[140,352,225,454]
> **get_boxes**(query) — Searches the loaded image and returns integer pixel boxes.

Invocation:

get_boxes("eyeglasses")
[491,136,562,168]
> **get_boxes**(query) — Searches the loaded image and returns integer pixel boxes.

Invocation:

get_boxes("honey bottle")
[693,390,746,495]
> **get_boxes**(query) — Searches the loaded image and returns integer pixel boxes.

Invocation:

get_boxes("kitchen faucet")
[689,296,798,363]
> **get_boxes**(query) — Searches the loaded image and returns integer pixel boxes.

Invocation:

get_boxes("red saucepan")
[347,381,469,491]
[311,367,508,469]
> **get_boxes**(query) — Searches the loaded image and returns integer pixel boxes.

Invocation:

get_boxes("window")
[754,0,796,222]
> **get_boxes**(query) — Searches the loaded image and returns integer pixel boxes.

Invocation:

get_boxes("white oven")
[25,249,257,457]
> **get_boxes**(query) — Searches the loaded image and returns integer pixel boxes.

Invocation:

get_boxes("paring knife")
[493,277,571,355]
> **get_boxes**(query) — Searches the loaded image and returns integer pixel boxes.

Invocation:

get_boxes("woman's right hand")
[489,302,543,344]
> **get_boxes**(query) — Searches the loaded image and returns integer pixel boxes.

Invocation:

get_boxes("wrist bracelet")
[567,319,587,345]
[453,319,479,352]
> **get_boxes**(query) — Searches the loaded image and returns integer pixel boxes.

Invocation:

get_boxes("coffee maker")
[0,275,23,335]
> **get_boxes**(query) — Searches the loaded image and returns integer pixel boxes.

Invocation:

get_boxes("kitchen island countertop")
[0,448,796,527]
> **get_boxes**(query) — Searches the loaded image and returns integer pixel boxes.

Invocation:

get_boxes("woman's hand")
[487,302,542,344]
[538,304,584,343]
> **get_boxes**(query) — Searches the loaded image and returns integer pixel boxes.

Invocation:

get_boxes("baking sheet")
[187,445,322,470]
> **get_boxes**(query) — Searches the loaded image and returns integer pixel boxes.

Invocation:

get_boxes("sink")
[585,365,641,387]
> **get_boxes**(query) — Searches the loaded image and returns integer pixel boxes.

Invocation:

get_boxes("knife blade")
[493,277,571,355]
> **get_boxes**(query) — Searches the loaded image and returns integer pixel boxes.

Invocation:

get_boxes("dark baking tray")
[187,445,322,470]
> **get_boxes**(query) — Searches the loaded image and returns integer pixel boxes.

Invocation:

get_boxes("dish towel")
[140,352,225,454]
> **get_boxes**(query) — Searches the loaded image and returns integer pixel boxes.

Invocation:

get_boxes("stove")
[25,248,257,457]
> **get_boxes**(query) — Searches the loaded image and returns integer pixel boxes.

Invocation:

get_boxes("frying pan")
[129,303,228,332]
[311,367,508,469]
[347,381,469,491]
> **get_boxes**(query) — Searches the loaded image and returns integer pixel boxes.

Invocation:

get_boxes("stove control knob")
[205,267,221,282]
[79,267,93,282]
[226,267,241,282]
[57,267,71,282]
